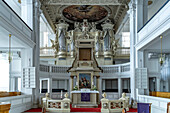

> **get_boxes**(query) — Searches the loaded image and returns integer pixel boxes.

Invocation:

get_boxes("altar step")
[72,103,98,108]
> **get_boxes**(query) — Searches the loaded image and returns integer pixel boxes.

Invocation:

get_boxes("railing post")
[62,93,71,112]
[101,93,109,113]
[49,65,52,73]
[119,65,121,73]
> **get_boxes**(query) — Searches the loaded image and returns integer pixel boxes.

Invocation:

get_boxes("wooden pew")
[0,92,21,97]
[150,92,170,98]
[0,102,11,113]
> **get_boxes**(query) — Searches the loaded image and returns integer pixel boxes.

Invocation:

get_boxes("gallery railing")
[100,62,130,73]
[39,63,130,74]
[40,47,54,56]
[39,64,71,73]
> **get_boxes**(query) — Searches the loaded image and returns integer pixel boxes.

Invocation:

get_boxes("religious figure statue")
[50,38,59,58]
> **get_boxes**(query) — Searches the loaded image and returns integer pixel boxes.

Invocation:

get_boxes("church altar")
[71,89,99,107]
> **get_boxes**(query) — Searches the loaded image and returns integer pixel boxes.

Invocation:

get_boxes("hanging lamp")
[8,34,12,63]
[148,0,153,5]
[159,35,164,66]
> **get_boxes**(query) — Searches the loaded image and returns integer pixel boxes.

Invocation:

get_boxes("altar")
[67,20,102,108]
[71,89,99,107]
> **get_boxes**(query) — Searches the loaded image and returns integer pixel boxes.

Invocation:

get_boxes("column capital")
[128,1,136,14]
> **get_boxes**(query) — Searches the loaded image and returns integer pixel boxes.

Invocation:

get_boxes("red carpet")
[25,108,42,112]
[25,107,137,112]
[128,108,138,112]
[70,104,101,112]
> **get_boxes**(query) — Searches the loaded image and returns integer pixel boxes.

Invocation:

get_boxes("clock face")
[63,5,108,22]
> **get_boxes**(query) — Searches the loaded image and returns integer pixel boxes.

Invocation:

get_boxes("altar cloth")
[81,93,90,101]
[71,90,99,93]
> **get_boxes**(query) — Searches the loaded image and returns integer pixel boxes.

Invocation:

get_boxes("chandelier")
[159,35,165,66]
[8,34,12,63]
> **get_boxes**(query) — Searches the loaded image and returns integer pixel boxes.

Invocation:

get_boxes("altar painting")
[79,73,91,88]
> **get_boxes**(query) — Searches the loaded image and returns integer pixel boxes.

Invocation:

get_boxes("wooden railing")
[150,91,170,99]
[0,92,21,98]
[0,102,11,113]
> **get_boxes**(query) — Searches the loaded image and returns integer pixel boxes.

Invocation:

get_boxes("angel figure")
[50,39,59,58]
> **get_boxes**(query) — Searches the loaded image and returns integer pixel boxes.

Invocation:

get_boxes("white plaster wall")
[4,0,21,17]
[148,0,167,20]
[144,51,160,73]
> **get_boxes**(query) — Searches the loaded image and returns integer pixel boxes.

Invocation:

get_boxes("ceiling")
[40,0,130,32]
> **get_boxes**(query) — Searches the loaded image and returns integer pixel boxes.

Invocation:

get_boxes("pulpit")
[0,102,11,113]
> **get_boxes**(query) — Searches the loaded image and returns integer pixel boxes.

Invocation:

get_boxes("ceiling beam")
[44,0,125,5]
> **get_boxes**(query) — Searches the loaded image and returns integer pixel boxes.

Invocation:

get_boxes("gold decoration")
[64,93,69,98]
[148,0,153,5]
[18,0,21,4]
[8,34,12,63]
[102,92,107,98]
[159,36,165,66]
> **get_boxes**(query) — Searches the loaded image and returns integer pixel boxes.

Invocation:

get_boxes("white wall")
[0,57,9,91]
[4,0,21,16]
[148,0,167,20]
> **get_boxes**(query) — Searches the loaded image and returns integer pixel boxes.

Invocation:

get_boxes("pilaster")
[118,78,122,98]
[156,77,160,91]
[128,0,137,100]
[21,0,33,29]
[136,0,148,31]
[32,0,41,107]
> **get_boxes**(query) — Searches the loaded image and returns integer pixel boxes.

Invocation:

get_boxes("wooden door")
[79,48,91,61]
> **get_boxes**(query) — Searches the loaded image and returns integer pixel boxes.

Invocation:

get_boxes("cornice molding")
[44,0,124,5]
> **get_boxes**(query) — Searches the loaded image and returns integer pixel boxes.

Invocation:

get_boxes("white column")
[32,0,41,107]
[102,79,105,91]
[65,79,67,90]
[118,78,122,98]
[156,77,160,91]
[128,0,137,100]
[136,0,148,31]
[49,78,52,98]
[40,79,42,93]
[21,0,33,29]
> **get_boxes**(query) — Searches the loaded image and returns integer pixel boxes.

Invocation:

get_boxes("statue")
[102,92,107,99]
[64,92,69,98]
[119,93,129,111]
[50,39,59,58]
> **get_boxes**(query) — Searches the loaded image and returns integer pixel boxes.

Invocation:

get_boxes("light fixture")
[18,0,21,4]
[159,35,165,66]
[8,34,12,63]
[148,0,153,5]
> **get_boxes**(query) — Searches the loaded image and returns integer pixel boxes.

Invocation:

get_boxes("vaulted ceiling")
[40,0,130,33]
